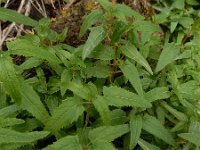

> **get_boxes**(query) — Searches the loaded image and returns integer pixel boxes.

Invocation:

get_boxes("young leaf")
[60,69,72,96]
[111,21,127,42]
[82,26,107,60]
[0,127,49,144]
[145,87,170,102]
[88,124,129,144]
[138,138,161,150]
[130,115,143,150]
[43,135,82,150]
[89,142,117,150]
[178,133,200,146]
[143,115,175,145]
[96,0,112,11]
[0,7,38,27]
[120,60,143,96]
[45,97,85,132]
[0,104,20,117]
[93,96,111,125]
[155,43,180,72]
[20,81,50,124]
[110,109,128,125]
[103,86,151,108]
[120,43,153,75]
[80,9,104,37]
[0,54,21,104]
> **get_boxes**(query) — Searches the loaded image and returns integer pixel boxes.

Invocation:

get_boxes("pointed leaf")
[80,9,104,37]
[89,142,117,150]
[138,138,161,150]
[82,26,107,60]
[0,104,20,117]
[145,87,170,102]
[0,54,21,104]
[60,69,72,96]
[121,43,153,75]
[0,117,25,128]
[178,133,200,146]
[143,115,175,145]
[120,60,143,96]
[130,115,143,149]
[0,7,38,27]
[96,0,112,11]
[103,86,151,108]
[155,43,180,72]
[20,81,50,124]
[0,127,49,144]
[89,124,129,144]
[43,135,82,150]
[45,97,85,132]
[93,96,111,125]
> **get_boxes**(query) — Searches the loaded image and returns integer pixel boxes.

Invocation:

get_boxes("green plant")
[0,0,200,149]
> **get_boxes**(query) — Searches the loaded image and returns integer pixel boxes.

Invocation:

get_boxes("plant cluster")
[0,0,200,149]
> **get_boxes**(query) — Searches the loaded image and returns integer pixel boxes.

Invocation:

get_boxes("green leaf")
[178,133,200,146]
[68,82,90,100]
[103,86,151,108]
[80,9,104,37]
[0,7,38,27]
[120,60,143,96]
[45,97,85,132]
[43,135,82,150]
[93,96,111,125]
[60,69,72,96]
[82,26,107,60]
[145,87,170,102]
[130,115,143,150]
[96,0,112,11]
[155,43,180,72]
[138,138,161,150]
[186,0,199,5]
[89,124,129,144]
[0,117,25,128]
[89,142,117,150]
[7,37,61,65]
[110,109,128,125]
[133,20,161,33]
[0,104,20,117]
[172,0,185,9]
[111,21,128,42]
[88,44,115,60]
[121,43,153,75]
[0,54,21,104]
[0,127,49,144]
[20,81,50,124]
[143,115,175,145]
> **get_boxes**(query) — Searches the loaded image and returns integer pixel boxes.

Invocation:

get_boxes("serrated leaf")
[0,54,21,104]
[89,124,129,144]
[45,97,84,132]
[80,9,104,37]
[43,135,82,150]
[138,138,161,150]
[0,104,20,117]
[111,21,128,42]
[0,127,49,144]
[143,115,175,145]
[88,44,115,60]
[120,60,143,96]
[155,43,180,72]
[93,96,111,125]
[89,142,117,150]
[134,20,161,33]
[121,43,153,75]
[103,86,151,108]
[130,115,143,150]
[0,7,38,27]
[7,38,61,65]
[178,133,200,146]
[0,117,25,128]
[68,82,90,100]
[60,69,72,96]
[145,87,170,102]
[20,81,50,124]
[82,26,107,60]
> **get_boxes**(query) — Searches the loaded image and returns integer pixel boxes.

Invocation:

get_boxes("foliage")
[0,0,200,149]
